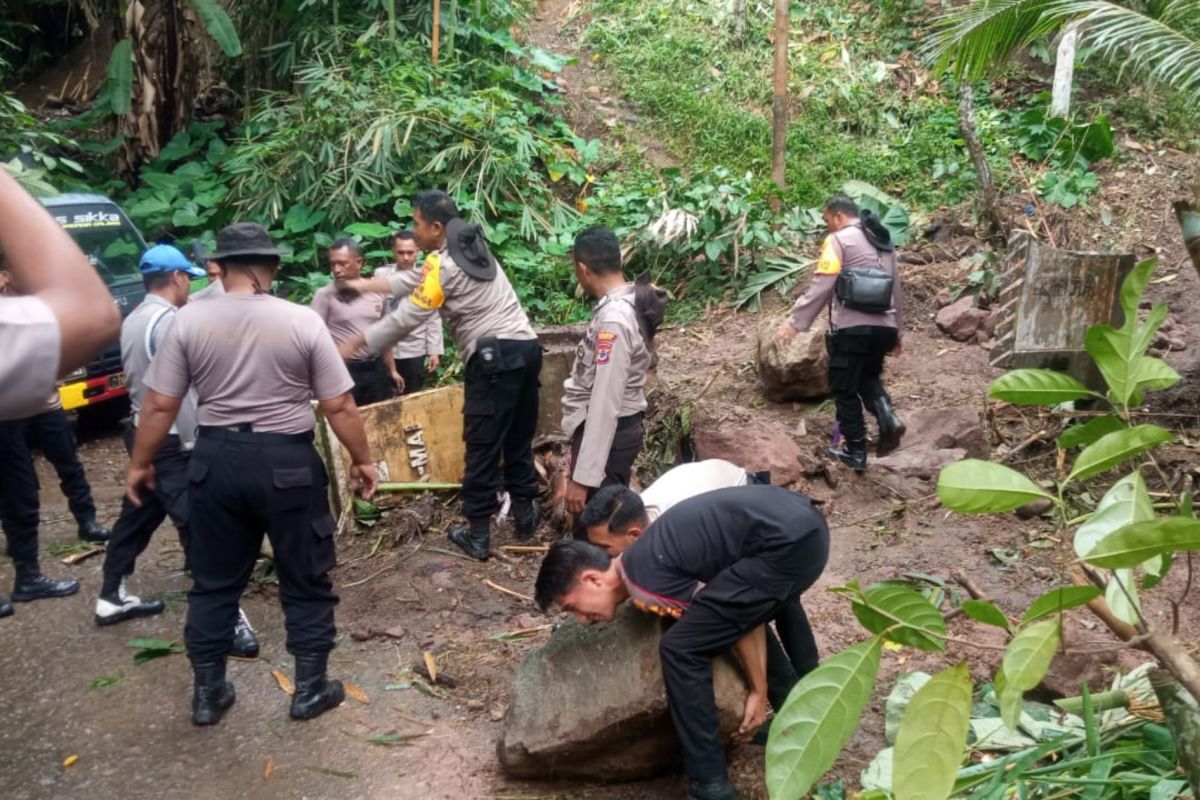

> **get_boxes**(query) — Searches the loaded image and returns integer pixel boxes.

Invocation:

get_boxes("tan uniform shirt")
[0,296,62,420]
[374,265,444,360]
[310,282,388,361]
[364,247,535,362]
[145,293,354,434]
[122,294,200,447]
[191,280,224,301]
[641,459,750,523]
[789,222,904,333]
[561,283,649,487]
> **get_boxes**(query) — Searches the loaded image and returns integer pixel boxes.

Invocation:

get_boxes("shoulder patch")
[815,237,842,275]
[595,330,617,365]
[409,254,445,310]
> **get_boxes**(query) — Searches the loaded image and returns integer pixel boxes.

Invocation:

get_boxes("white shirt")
[642,459,750,523]
[0,296,62,420]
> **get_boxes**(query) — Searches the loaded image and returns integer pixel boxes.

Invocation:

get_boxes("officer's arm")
[362,260,443,355]
[0,169,121,376]
[319,392,373,467]
[572,324,632,488]
[732,625,768,696]
[788,236,842,332]
[890,253,905,336]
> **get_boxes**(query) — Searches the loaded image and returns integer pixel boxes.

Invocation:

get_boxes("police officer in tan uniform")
[125,223,378,726]
[560,227,652,515]
[778,195,905,470]
[337,190,540,560]
[374,230,443,395]
[311,238,391,405]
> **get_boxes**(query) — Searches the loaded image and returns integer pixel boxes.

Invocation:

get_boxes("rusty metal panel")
[990,230,1134,383]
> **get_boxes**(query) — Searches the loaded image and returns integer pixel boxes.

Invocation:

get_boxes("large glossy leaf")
[894,663,973,800]
[1058,414,1125,450]
[994,666,1024,731]
[189,0,244,56]
[1085,517,1200,568]
[1067,425,1172,482]
[766,638,883,800]
[961,599,1010,629]
[937,459,1053,514]
[1074,472,1153,558]
[1002,618,1060,693]
[105,38,133,116]
[852,584,946,651]
[988,369,1095,406]
[1021,586,1100,623]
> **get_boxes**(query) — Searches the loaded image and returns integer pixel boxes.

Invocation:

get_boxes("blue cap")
[140,244,206,278]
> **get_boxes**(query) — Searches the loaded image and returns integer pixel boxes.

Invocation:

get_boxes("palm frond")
[924,0,1067,81]
[1049,0,1200,101]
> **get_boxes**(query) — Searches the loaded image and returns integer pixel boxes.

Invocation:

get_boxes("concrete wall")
[536,324,587,437]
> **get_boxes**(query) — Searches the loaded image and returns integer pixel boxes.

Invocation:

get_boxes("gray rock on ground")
[692,412,806,486]
[756,315,831,401]
[873,407,987,480]
[936,296,992,342]
[498,604,747,781]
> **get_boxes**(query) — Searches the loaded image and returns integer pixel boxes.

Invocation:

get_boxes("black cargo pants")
[0,418,42,568]
[346,356,394,406]
[184,427,338,663]
[658,511,830,783]
[103,425,191,579]
[461,338,542,520]
[27,408,98,526]
[568,413,646,498]
[826,325,899,443]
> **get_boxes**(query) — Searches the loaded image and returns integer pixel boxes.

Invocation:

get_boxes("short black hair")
[825,194,859,217]
[218,254,280,271]
[330,237,363,257]
[143,272,175,292]
[391,230,416,245]
[578,485,648,539]
[534,540,612,611]
[573,227,622,275]
[414,190,459,226]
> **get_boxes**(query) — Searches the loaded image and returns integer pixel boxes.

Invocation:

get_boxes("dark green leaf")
[189,0,243,56]
[1058,414,1125,450]
[1021,586,1101,623]
[961,599,1010,629]
[852,584,946,652]
[1002,618,1059,693]
[106,39,133,116]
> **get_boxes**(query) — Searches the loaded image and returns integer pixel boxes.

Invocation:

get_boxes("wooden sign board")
[317,383,465,513]
[990,230,1135,384]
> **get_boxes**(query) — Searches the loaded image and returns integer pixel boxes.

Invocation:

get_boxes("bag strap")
[144,305,175,360]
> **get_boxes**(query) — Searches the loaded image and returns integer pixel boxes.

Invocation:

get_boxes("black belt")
[347,356,382,367]
[617,412,645,430]
[197,425,314,445]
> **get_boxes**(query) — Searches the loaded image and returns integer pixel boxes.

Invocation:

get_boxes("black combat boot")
[512,498,541,542]
[827,438,868,471]
[0,593,12,618]
[686,778,740,800]
[11,561,79,602]
[230,608,260,659]
[874,395,906,457]
[289,652,345,720]
[94,577,166,626]
[78,519,111,543]
[447,517,491,560]
[191,660,236,726]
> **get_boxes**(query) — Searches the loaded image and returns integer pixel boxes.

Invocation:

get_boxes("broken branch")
[483,579,532,603]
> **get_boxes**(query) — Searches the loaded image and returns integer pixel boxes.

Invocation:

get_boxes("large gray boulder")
[498,604,748,781]
[757,315,831,401]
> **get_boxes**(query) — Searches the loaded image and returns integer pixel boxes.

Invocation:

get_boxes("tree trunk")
[117,0,203,178]
[1050,21,1081,118]
[957,82,1004,241]
[769,0,788,212]
[1176,199,1200,281]
[1150,669,1200,797]
[731,0,747,40]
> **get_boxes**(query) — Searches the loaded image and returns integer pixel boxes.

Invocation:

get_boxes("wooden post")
[1176,199,1200,280]
[769,0,788,213]
[432,0,441,66]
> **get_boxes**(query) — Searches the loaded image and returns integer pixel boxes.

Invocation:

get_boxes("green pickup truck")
[40,193,149,414]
